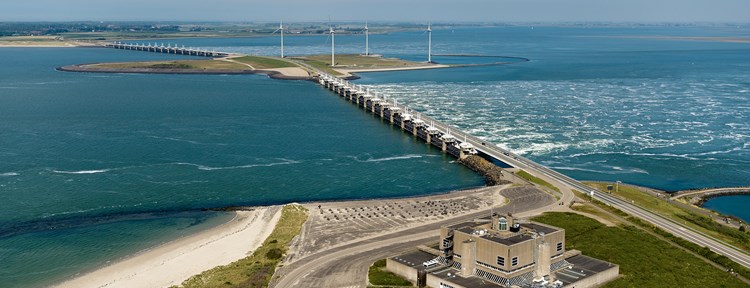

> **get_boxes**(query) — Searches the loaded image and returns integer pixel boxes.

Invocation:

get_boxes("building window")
[499,217,507,230]
[511,257,518,266]
[497,256,505,266]
[557,242,563,252]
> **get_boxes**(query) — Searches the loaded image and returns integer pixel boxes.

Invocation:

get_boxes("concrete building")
[387,214,619,288]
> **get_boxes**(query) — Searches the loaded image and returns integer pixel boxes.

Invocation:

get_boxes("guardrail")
[312,71,750,268]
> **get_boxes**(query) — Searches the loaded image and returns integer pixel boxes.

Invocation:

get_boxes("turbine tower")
[280,21,285,58]
[330,23,336,66]
[427,23,432,63]
[364,22,369,56]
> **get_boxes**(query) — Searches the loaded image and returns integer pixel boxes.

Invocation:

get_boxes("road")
[449,125,750,268]
[316,74,750,269]
[271,187,560,288]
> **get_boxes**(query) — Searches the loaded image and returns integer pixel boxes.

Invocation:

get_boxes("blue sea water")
[0,48,482,287]
[2,25,750,285]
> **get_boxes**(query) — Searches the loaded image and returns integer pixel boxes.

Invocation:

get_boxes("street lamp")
[616,180,622,194]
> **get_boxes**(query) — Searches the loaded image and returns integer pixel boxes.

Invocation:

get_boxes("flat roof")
[553,255,617,286]
[390,250,438,269]
[449,219,561,246]
[430,268,505,288]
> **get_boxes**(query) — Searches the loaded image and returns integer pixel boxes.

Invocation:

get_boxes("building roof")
[390,250,438,269]
[552,255,617,286]
[430,268,505,288]
[449,218,562,246]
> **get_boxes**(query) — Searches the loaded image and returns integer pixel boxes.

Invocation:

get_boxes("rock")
[458,155,511,186]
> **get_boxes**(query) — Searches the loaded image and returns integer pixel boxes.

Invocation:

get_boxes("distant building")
[386,213,619,288]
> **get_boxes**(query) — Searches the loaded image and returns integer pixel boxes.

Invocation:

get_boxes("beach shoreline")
[55,207,282,288]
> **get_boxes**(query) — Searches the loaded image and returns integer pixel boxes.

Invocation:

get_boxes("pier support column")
[442,142,447,152]
[413,127,418,137]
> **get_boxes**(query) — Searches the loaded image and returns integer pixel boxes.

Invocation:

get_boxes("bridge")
[105,42,230,58]
[315,72,750,269]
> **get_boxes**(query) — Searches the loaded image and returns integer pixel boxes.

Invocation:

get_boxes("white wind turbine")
[427,23,433,63]
[272,21,286,58]
[329,21,336,66]
[364,22,369,56]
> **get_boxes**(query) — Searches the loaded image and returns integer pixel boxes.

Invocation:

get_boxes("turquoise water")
[149,25,750,222]
[0,48,482,287]
[3,26,750,286]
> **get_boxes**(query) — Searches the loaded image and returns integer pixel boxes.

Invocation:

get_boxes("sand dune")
[55,207,282,288]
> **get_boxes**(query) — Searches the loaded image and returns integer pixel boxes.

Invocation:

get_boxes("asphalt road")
[322,74,750,268]
[452,129,750,269]
[271,187,556,288]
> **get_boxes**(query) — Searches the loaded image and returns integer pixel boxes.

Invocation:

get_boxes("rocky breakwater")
[458,155,511,186]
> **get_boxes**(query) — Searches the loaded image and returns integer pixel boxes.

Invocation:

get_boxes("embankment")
[57,64,312,80]
[458,155,511,186]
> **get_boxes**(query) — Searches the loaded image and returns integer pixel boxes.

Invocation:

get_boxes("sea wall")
[458,155,511,186]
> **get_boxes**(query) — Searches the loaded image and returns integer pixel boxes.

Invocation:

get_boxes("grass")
[585,182,750,253]
[230,56,296,69]
[516,170,560,192]
[368,259,413,287]
[292,54,426,76]
[179,205,308,288]
[89,60,248,70]
[301,54,422,68]
[0,35,74,46]
[532,212,747,288]
[570,202,624,226]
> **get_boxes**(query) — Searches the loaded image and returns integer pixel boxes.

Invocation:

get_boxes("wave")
[148,135,227,146]
[52,169,110,174]
[0,172,19,177]
[552,166,649,175]
[351,154,437,163]
[174,159,300,171]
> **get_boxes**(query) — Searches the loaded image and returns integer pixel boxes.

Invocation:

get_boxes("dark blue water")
[0,47,482,287]
[704,195,750,222]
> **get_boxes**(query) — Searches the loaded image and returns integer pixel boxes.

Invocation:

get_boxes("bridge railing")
[314,72,750,266]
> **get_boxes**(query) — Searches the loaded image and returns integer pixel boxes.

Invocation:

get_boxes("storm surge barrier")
[315,72,750,270]
[105,42,229,58]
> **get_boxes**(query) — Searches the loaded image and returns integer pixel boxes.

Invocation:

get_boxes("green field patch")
[533,212,746,288]
[517,170,560,192]
[368,259,413,287]
[230,56,296,69]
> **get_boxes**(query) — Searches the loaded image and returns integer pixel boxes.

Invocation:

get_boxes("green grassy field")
[292,54,427,76]
[516,170,560,192]
[301,54,422,68]
[585,182,750,253]
[89,60,249,70]
[230,56,297,69]
[533,212,746,288]
[368,259,413,287]
[179,205,308,288]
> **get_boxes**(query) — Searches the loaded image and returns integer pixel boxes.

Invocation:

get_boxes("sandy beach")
[55,207,282,288]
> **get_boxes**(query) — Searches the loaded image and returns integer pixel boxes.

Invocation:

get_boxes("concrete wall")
[426,274,468,288]
[386,258,418,284]
[563,265,620,288]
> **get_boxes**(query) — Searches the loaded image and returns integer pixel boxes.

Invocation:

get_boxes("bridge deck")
[315,72,750,269]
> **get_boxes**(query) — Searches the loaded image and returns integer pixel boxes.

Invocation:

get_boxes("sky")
[2,0,749,23]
